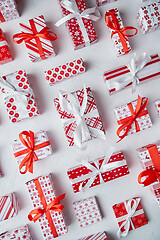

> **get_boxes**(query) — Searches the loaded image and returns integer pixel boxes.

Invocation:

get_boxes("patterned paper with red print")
[0,0,19,22]
[0,29,12,64]
[155,99,160,116]
[0,225,32,240]
[79,231,107,240]
[97,0,117,6]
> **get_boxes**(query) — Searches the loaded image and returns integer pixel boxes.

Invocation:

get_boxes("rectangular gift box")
[67,151,129,193]
[104,53,160,94]
[0,225,32,240]
[97,0,117,6]
[155,99,160,116]
[0,29,12,65]
[73,196,102,228]
[79,231,107,240]
[44,58,85,85]
[58,0,98,50]
[0,193,19,221]
[26,174,67,239]
[0,70,39,123]
[54,87,105,147]
[0,0,19,23]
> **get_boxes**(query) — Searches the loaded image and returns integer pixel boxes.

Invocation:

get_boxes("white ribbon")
[55,0,101,46]
[0,40,8,48]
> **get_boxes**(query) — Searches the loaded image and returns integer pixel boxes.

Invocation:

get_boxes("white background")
[0,0,160,239]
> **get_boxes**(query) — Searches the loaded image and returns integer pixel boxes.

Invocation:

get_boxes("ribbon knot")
[138,169,160,187]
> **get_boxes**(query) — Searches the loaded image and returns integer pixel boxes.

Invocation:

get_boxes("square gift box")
[0,29,12,65]
[0,193,19,222]
[97,0,117,6]
[79,231,107,240]
[0,0,19,23]
[26,174,67,239]
[155,99,160,116]
[0,69,39,123]
[11,130,53,174]
[73,196,102,228]
[0,225,32,240]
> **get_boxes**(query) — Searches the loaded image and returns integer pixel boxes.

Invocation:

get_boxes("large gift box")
[13,15,57,62]
[79,232,107,240]
[67,150,129,193]
[97,0,117,6]
[114,96,152,141]
[26,174,67,239]
[0,29,12,65]
[0,0,19,23]
[0,70,39,123]
[0,225,32,240]
[104,53,160,94]
[155,99,160,116]
[54,87,105,147]
[11,130,53,174]
[112,197,148,238]
[0,193,19,221]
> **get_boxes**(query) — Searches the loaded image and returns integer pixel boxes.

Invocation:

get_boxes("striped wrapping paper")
[0,193,19,221]
[97,0,117,6]
[79,231,107,240]
[104,54,160,94]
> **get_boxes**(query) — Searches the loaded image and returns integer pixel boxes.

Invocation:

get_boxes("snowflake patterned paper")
[79,231,107,240]
[0,0,19,22]
[0,29,12,65]
[0,70,39,123]
[0,225,32,240]
[155,99,160,116]
[97,0,117,6]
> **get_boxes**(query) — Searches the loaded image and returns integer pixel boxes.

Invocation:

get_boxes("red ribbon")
[105,10,138,54]
[0,12,5,22]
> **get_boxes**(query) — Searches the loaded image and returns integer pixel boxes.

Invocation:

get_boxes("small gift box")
[56,0,100,50]
[0,193,19,221]
[114,96,152,142]
[112,197,148,238]
[104,53,160,94]
[0,70,39,123]
[97,0,118,6]
[79,232,107,240]
[44,58,85,85]
[105,8,138,56]
[155,99,160,116]
[73,196,102,228]
[0,29,12,65]
[0,0,19,23]
[0,225,32,240]
[26,174,67,239]
[13,15,57,62]
[11,130,53,174]
[67,149,129,193]
[54,87,105,147]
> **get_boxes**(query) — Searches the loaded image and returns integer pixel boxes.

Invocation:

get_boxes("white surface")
[0,0,160,239]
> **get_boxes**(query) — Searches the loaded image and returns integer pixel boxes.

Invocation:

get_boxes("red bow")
[138,169,160,186]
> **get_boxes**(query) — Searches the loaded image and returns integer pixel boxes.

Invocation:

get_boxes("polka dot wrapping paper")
[155,99,160,116]
[0,225,32,240]
[96,0,118,7]
[73,196,102,228]
[0,0,19,23]
[0,28,12,65]
[79,231,107,240]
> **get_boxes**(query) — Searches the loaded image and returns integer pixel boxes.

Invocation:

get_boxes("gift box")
[112,197,148,238]
[54,87,105,147]
[0,0,19,23]
[155,99,160,116]
[56,0,100,50]
[97,0,117,6]
[105,8,137,56]
[79,232,107,240]
[104,53,160,94]
[73,196,102,228]
[114,95,152,141]
[0,70,39,123]
[0,193,19,222]
[0,225,32,240]
[44,58,85,85]
[0,29,12,65]
[13,15,57,62]
[137,2,160,34]
[11,130,53,174]
[67,150,129,193]
[26,174,67,239]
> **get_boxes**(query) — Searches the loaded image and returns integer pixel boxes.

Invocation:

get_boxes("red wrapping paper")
[0,29,12,65]
[0,225,32,240]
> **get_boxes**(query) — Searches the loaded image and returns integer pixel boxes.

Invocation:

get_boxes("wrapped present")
[0,193,19,221]
[137,143,160,205]
[0,225,32,240]
[104,53,160,94]
[73,196,102,228]
[67,148,129,193]
[11,130,53,174]
[54,87,105,147]
[26,174,67,239]
[155,99,160,116]
[112,197,148,238]
[0,70,39,123]
[97,0,117,6]
[79,232,107,240]
[55,0,100,50]
[44,58,85,85]
[105,8,138,56]
[13,15,57,62]
[0,29,12,65]
[0,0,19,23]
[114,95,152,142]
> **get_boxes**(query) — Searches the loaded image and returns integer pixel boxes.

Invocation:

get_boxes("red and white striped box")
[26,174,67,239]
[79,232,107,240]
[0,193,19,222]
[104,53,160,94]
[73,196,102,228]
[0,225,32,240]
[97,0,117,6]
[155,99,160,116]
[0,29,12,65]
[0,0,19,23]
[67,151,129,193]
[0,70,39,123]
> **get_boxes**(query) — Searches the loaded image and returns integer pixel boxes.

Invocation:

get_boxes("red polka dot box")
[0,0,19,23]
[0,28,12,65]
[155,99,160,116]
[96,0,118,7]
[0,225,32,240]
[0,70,39,123]
[79,231,107,240]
